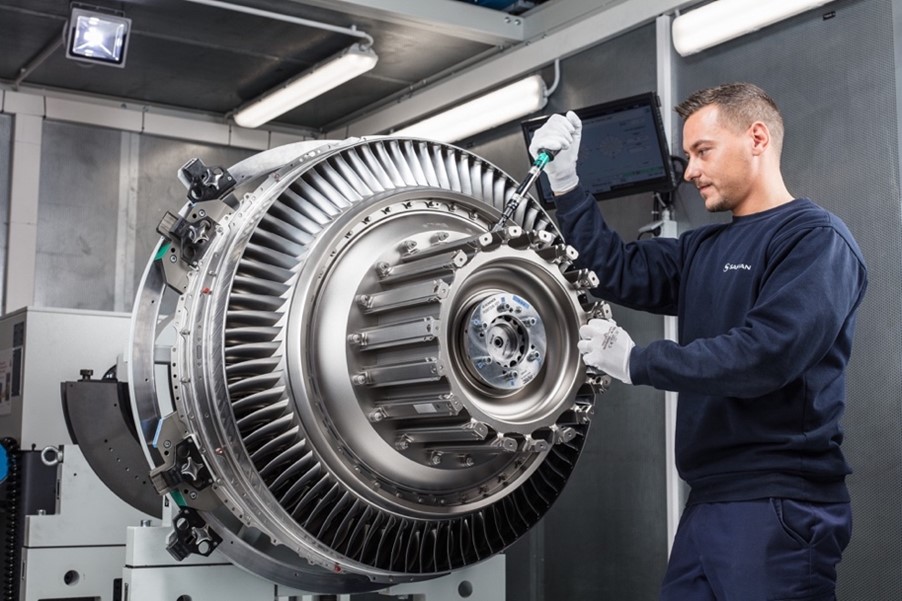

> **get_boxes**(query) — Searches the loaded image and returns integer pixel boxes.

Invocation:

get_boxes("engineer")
[528,82,867,600]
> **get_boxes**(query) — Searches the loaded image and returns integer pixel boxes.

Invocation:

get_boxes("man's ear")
[749,121,770,156]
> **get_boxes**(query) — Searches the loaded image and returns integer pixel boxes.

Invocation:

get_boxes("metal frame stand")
[124,517,505,601]
[20,445,156,601]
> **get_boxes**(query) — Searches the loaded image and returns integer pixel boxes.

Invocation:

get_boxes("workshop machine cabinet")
[0,307,155,601]
[0,307,131,447]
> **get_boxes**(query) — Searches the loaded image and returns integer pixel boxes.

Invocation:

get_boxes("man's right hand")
[528,110,582,194]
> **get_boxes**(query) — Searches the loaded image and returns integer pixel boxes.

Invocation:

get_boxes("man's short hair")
[676,83,784,154]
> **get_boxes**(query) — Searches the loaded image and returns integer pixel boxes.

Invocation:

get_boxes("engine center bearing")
[463,291,546,390]
[440,241,588,438]
[130,137,608,593]
[300,189,590,508]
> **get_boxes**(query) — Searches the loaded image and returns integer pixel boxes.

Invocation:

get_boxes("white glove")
[528,111,582,194]
[578,318,635,384]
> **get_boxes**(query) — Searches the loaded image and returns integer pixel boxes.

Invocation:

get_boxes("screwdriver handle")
[492,148,558,232]
[534,147,557,168]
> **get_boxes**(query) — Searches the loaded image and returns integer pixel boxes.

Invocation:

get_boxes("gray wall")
[29,122,252,311]
[0,114,9,309]
[35,121,121,310]
[466,24,670,601]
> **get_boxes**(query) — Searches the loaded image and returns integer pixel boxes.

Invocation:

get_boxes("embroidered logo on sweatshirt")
[723,263,751,273]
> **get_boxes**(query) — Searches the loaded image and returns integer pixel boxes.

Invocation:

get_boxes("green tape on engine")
[155,242,171,261]
[171,489,187,507]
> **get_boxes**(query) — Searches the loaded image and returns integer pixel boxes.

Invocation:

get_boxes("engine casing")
[129,138,610,592]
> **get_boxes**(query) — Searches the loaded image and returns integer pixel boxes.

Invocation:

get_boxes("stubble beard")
[704,190,732,213]
[706,198,731,213]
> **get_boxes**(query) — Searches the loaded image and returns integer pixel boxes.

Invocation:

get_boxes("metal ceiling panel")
[336,0,698,137]
[0,2,68,72]
[283,0,526,43]
[0,0,569,133]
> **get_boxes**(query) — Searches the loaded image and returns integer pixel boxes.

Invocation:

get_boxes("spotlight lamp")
[672,0,835,57]
[66,5,132,67]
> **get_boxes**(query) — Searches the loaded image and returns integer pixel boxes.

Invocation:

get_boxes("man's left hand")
[578,318,635,384]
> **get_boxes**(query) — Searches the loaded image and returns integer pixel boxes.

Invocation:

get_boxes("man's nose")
[683,158,699,182]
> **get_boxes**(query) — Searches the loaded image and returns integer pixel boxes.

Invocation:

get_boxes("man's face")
[682,105,754,213]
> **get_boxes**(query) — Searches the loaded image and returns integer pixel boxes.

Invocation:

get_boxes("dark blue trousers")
[660,499,852,601]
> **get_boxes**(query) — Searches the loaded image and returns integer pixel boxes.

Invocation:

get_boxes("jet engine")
[129,137,610,593]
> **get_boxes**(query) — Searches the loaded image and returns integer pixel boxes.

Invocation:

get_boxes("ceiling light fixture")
[672,0,834,57]
[65,5,132,67]
[393,74,549,143]
[232,43,378,129]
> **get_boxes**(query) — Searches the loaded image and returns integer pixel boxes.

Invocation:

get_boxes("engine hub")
[464,290,545,390]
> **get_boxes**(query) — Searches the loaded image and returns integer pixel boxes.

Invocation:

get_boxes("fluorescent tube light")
[66,6,132,67]
[393,75,548,143]
[672,0,834,57]
[233,43,378,128]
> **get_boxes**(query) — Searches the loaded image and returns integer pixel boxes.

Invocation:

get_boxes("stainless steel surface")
[130,136,607,592]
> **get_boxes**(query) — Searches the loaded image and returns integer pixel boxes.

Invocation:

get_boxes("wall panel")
[34,121,120,310]
[0,114,10,308]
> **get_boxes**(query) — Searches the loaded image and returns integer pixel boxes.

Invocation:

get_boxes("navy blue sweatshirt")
[555,187,868,504]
